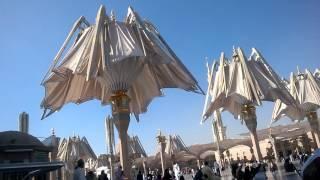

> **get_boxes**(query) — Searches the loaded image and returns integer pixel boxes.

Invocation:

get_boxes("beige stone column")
[279,140,287,158]
[143,160,147,177]
[211,120,222,164]
[48,130,58,180]
[156,131,166,176]
[57,168,62,180]
[296,137,304,152]
[307,111,320,148]
[242,105,262,161]
[109,155,115,180]
[49,151,57,180]
[269,135,279,162]
[111,92,131,178]
[160,143,166,175]
[226,150,231,163]
[197,159,201,169]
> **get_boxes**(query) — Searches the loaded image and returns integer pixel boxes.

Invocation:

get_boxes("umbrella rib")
[41,16,89,85]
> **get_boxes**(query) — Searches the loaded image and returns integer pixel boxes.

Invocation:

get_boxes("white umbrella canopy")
[56,136,97,178]
[115,135,147,158]
[41,5,203,120]
[57,136,97,163]
[96,154,110,167]
[165,135,190,156]
[247,48,295,105]
[272,70,320,121]
[203,47,295,121]
[202,47,295,161]
[131,135,147,158]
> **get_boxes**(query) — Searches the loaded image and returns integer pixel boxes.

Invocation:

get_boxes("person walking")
[115,165,123,180]
[98,170,108,180]
[201,161,214,180]
[193,168,203,180]
[86,171,97,180]
[173,162,180,180]
[136,171,143,180]
[162,169,173,180]
[73,159,86,180]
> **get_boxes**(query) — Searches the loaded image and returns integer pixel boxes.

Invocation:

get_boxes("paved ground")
[182,161,302,180]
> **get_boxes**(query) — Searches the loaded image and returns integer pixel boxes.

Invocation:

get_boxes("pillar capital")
[110,91,131,178]
[110,91,130,115]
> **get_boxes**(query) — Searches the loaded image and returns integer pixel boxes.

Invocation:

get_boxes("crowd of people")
[72,150,314,180]
[73,159,109,180]
[229,159,266,180]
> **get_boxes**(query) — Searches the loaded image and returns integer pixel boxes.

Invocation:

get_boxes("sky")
[0,0,319,156]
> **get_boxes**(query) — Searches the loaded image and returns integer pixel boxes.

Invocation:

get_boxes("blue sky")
[0,0,319,155]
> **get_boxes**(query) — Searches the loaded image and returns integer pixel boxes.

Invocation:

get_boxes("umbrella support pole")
[114,116,130,178]
[279,141,287,158]
[111,92,131,178]
[109,155,115,180]
[142,160,147,177]
[211,119,222,165]
[160,143,166,176]
[197,159,201,169]
[269,135,279,162]
[156,131,166,176]
[307,111,320,148]
[248,128,262,162]
[242,105,262,161]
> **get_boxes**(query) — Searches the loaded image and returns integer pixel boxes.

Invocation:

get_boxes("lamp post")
[156,130,167,176]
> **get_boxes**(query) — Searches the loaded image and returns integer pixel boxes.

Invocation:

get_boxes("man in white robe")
[173,162,180,180]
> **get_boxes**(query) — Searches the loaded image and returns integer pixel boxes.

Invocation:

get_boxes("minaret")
[19,112,29,133]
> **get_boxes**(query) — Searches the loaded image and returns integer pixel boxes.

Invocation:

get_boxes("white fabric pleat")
[41,5,203,119]
[203,47,296,122]
[272,70,320,122]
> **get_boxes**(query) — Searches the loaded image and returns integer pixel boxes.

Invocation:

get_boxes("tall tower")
[19,112,29,133]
